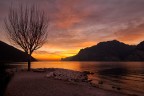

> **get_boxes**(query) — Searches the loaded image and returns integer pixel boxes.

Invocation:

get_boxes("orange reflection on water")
[31,61,82,71]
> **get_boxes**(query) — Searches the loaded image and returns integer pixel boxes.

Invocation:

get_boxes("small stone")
[98,81,103,84]
[46,72,54,77]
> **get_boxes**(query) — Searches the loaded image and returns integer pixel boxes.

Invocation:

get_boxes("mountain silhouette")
[0,41,36,62]
[62,40,144,61]
[126,41,144,61]
[136,41,144,51]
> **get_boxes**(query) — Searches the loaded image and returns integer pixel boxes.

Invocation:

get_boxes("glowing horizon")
[31,39,142,61]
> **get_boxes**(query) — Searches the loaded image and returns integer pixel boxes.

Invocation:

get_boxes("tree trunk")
[28,54,31,71]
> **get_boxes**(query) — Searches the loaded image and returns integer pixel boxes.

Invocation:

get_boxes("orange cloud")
[115,23,144,44]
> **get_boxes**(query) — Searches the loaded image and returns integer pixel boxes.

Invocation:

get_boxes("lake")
[7,61,144,95]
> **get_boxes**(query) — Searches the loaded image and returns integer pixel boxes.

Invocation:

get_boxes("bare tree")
[5,6,48,71]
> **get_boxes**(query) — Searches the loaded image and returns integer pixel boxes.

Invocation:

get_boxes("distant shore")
[4,68,129,96]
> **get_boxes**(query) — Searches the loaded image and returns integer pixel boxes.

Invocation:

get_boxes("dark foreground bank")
[0,63,13,96]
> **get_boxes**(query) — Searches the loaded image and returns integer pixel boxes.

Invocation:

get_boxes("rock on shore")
[46,69,88,82]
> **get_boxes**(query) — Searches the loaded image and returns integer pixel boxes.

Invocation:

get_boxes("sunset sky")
[0,0,144,60]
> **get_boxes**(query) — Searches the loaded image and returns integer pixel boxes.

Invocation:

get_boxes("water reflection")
[7,61,144,94]
[97,63,128,78]
[31,61,82,71]
[8,61,144,74]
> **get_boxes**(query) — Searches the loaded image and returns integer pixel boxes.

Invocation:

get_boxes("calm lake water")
[8,61,144,95]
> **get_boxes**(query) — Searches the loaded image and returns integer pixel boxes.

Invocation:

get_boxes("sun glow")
[32,49,79,61]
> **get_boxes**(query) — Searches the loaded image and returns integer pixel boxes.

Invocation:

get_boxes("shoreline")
[5,68,144,96]
[4,68,130,96]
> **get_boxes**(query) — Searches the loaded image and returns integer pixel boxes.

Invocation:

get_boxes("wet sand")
[5,69,127,96]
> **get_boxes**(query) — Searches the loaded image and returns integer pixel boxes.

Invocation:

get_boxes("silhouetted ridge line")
[62,40,144,61]
[0,41,36,62]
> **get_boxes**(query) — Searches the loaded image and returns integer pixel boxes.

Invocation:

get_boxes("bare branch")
[5,5,49,55]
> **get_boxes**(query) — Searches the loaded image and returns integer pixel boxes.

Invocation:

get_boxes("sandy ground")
[5,70,127,96]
